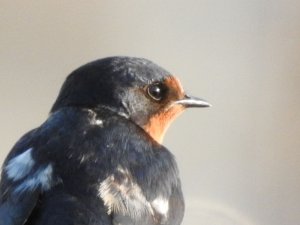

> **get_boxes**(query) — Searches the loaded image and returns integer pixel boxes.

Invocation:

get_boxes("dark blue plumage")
[0,57,210,225]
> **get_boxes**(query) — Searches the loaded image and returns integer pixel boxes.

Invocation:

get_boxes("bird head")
[51,57,210,143]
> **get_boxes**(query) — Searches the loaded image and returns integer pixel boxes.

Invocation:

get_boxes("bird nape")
[0,56,210,225]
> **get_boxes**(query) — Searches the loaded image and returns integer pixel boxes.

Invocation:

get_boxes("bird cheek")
[142,105,185,144]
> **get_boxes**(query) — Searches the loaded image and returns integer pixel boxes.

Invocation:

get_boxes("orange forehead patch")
[164,76,185,100]
[143,76,186,144]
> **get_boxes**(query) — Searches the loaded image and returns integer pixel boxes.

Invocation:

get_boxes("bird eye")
[147,82,167,101]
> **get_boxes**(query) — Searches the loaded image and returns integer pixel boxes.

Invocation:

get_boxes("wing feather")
[0,130,53,225]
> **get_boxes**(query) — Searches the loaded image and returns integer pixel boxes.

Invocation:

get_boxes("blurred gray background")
[1,1,299,225]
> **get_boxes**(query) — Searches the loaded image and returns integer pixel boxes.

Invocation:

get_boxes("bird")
[0,56,210,225]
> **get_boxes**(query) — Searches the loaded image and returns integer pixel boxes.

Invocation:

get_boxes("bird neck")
[94,105,130,120]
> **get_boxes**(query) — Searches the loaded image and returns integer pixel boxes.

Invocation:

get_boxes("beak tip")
[194,101,212,108]
[204,102,212,107]
[175,95,211,108]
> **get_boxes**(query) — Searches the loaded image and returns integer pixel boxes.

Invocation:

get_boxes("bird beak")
[174,95,212,108]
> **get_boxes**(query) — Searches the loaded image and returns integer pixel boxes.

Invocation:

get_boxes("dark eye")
[147,82,167,101]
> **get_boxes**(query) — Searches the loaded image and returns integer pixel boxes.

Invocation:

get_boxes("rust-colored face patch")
[142,76,186,143]
[143,104,184,143]
[164,76,185,101]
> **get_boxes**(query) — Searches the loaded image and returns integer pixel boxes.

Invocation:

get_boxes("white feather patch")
[98,166,153,218]
[15,164,53,193]
[5,148,34,181]
[86,109,104,127]
[151,196,169,215]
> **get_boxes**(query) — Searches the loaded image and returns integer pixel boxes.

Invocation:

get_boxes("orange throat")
[143,104,184,144]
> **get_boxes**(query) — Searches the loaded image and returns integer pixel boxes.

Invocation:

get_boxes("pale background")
[1,1,300,225]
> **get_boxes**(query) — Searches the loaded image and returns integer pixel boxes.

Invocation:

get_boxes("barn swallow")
[0,57,210,225]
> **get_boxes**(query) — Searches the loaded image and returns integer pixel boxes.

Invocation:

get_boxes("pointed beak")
[174,95,212,108]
